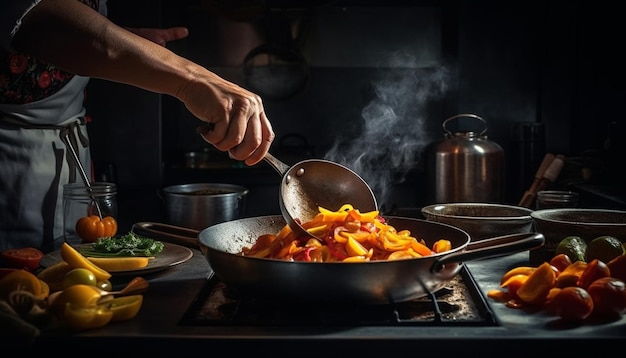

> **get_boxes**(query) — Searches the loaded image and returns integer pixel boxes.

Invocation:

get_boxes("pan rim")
[421,202,533,221]
[198,215,471,265]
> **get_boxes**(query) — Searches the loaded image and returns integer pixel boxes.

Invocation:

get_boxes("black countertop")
[26,247,626,356]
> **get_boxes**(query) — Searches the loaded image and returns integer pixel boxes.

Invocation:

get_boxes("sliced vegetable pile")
[242,204,453,262]
[488,235,626,323]
[0,242,150,332]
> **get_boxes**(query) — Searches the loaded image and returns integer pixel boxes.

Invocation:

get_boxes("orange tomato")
[551,286,594,322]
[587,277,626,318]
[75,215,118,242]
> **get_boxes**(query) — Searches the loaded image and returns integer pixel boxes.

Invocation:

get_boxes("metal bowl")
[421,203,533,241]
[160,183,249,230]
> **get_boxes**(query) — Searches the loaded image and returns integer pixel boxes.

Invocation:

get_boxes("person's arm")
[12,0,273,165]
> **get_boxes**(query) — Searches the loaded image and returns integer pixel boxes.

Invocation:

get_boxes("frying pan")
[157,215,543,305]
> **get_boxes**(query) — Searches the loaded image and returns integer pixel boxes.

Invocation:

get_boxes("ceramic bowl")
[530,208,626,248]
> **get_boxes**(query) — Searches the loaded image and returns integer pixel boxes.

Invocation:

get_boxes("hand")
[126,27,189,47]
[128,26,274,165]
[183,74,275,166]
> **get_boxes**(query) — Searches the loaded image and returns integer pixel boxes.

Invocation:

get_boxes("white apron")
[0,0,107,252]
[0,76,93,253]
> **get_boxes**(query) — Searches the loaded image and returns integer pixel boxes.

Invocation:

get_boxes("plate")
[40,242,194,276]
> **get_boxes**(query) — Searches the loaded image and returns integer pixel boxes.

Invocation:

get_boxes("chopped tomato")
[1,247,44,272]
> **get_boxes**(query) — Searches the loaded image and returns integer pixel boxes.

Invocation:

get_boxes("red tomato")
[1,248,44,272]
[577,259,611,289]
[551,286,594,322]
[607,255,626,283]
[549,254,572,273]
[587,277,626,317]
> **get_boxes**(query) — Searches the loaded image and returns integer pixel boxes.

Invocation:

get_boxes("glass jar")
[63,182,117,245]
[536,190,579,209]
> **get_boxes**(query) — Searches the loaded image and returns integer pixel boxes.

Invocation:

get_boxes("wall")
[86,0,626,229]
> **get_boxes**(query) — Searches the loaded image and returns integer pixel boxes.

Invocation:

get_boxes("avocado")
[555,236,587,262]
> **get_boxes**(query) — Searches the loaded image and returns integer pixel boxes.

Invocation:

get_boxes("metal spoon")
[60,128,103,219]
[263,152,378,239]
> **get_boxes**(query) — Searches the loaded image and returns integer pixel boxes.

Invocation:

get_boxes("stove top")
[179,265,498,327]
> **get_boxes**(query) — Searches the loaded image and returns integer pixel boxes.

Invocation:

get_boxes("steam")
[324,53,451,210]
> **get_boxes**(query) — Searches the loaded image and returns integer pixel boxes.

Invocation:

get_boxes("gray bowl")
[421,203,533,241]
[530,208,626,248]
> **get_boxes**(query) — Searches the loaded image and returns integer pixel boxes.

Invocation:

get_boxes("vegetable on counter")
[1,247,44,272]
[4,243,147,332]
[61,243,111,282]
[75,215,118,243]
[78,232,164,258]
[488,234,626,323]
[86,257,151,271]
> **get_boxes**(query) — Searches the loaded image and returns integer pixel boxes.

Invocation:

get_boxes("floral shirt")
[0,0,99,105]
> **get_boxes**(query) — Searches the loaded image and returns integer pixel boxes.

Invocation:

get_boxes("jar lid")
[63,182,117,197]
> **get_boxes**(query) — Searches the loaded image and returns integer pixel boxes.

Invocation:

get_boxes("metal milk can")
[426,113,505,204]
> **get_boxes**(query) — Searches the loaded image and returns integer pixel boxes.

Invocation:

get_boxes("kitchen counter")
[26,249,626,355]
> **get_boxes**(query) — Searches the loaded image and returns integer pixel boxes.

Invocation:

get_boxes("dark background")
[85,0,626,232]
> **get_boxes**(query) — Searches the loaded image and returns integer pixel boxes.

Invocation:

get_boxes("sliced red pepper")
[321,235,348,260]
[293,246,316,262]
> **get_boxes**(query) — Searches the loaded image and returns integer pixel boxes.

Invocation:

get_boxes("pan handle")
[132,222,200,249]
[431,232,545,272]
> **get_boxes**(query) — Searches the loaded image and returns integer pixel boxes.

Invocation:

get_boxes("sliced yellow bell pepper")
[500,266,536,285]
[432,239,452,253]
[99,294,143,322]
[64,302,113,330]
[60,243,111,282]
[516,262,556,305]
[346,236,369,257]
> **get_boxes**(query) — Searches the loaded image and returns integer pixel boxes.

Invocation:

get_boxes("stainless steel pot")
[160,183,248,230]
[135,215,543,304]
[426,114,505,204]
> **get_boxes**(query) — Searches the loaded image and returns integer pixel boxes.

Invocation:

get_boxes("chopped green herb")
[78,232,164,257]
